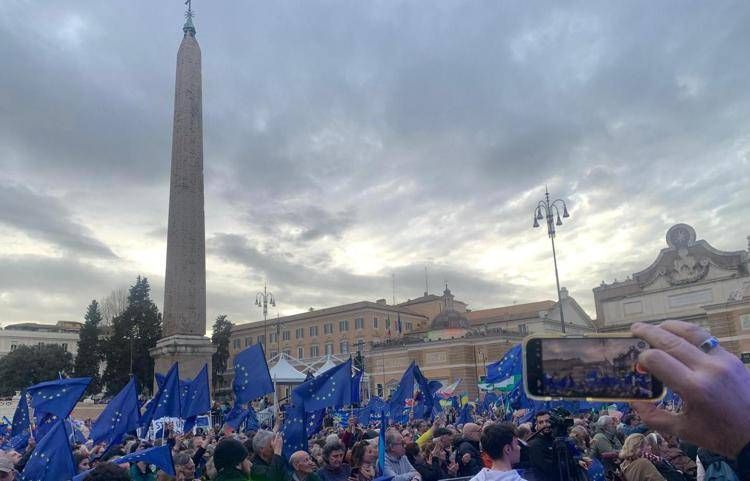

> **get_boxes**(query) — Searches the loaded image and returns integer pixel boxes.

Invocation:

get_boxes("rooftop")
[466,300,556,324]
[234,300,427,332]
[2,321,82,333]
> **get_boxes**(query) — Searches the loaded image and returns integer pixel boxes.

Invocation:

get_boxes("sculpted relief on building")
[593,224,750,332]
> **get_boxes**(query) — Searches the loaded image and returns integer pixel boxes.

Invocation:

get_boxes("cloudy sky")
[1,1,749,331]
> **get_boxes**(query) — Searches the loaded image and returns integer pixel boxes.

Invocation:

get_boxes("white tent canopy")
[313,356,338,377]
[269,354,306,383]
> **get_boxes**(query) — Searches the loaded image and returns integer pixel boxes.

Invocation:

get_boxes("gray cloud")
[1,1,749,325]
[0,183,116,258]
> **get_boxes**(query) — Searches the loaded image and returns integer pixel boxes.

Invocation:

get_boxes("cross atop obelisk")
[150,3,214,390]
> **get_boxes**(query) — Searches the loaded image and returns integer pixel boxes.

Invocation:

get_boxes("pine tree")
[102,276,162,395]
[73,300,104,394]
[211,314,233,391]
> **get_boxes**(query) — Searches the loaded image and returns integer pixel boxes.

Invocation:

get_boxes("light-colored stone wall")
[370,336,519,400]
[0,329,80,358]
[599,276,750,328]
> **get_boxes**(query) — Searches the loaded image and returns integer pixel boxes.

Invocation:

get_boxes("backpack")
[704,459,740,481]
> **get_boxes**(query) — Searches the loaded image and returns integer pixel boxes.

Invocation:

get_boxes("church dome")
[431,309,470,330]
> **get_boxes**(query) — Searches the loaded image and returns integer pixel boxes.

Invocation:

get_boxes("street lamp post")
[255,282,276,356]
[533,186,571,333]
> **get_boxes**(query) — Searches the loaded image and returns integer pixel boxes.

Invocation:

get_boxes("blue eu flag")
[27,377,91,420]
[485,344,522,384]
[114,445,175,476]
[233,344,274,404]
[245,405,260,432]
[33,413,59,441]
[281,399,307,458]
[10,390,31,450]
[182,364,211,420]
[351,370,363,405]
[19,420,76,481]
[90,377,140,446]
[458,404,473,425]
[389,361,434,419]
[293,359,352,412]
[152,363,182,420]
[224,404,249,431]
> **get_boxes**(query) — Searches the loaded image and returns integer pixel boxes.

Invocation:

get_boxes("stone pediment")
[633,224,748,289]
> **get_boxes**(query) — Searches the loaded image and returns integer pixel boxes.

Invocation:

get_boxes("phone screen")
[525,336,664,400]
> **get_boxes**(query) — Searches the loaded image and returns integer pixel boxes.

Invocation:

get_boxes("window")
[298,347,304,359]
[340,340,349,354]
[282,330,290,341]
[283,349,291,356]
[356,339,365,352]
[245,336,252,347]
[310,326,319,337]
[339,320,349,332]
[324,323,333,334]
[519,324,528,335]
[405,322,413,332]
[296,327,304,339]
[257,335,265,346]
[269,332,276,343]
[741,314,750,330]
[355,318,364,330]
[10,344,16,351]
[310,345,319,357]
[325,343,333,355]
[234,339,241,349]
[373,317,379,329]
[62,343,68,351]
[376,384,383,397]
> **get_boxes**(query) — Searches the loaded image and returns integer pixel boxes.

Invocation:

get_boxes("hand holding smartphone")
[524,334,665,401]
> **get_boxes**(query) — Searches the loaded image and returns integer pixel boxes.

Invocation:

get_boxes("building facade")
[224,285,594,401]
[0,321,82,358]
[369,286,594,399]
[593,224,750,360]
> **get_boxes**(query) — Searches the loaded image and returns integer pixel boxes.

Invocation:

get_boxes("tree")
[211,314,233,391]
[0,345,74,396]
[99,287,128,326]
[74,300,104,394]
[102,276,162,395]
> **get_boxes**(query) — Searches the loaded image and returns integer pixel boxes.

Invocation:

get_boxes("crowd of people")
[0,321,748,481]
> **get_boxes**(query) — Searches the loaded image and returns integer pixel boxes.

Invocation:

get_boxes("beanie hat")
[214,438,248,471]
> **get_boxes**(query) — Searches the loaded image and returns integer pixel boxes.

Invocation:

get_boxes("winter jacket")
[455,437,483,477]
[216,466,253,481]
[252,454,292,481]
[317,463,352,481]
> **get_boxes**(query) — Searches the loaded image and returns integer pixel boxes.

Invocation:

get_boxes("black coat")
[527,434,558,481]
[454,437,482,477]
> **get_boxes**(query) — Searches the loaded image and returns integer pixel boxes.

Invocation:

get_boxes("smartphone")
[524,334,665,401]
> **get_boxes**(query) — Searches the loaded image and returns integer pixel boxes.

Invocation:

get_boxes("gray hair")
[323,440,346,460]
[385,430,401,450]
[596,415,613,428]
[252,430,275,453]
[290,450,309,469]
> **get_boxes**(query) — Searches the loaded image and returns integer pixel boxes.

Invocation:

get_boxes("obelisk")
[150,4,215,389]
